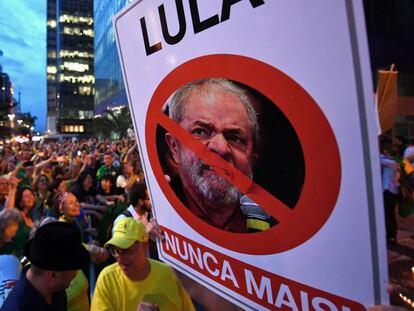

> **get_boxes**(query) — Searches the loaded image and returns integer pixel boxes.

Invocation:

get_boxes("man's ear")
[45,271,58,283]
[165,133,180,164]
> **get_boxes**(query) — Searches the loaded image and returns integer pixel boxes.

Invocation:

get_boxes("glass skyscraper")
[47,0,94,135]
[94,0,129,115]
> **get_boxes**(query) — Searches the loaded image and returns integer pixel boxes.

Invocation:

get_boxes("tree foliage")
[93,106,132,139]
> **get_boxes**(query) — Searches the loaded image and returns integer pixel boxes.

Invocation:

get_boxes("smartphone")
[77,151,82,156]
[22,161,33,167]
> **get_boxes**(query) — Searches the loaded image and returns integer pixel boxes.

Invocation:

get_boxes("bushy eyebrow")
[191,120,246,135]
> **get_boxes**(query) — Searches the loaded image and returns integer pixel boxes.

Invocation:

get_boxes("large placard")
[114,1,388,309]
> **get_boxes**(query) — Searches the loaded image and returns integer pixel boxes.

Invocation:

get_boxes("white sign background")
[114,0,388,309]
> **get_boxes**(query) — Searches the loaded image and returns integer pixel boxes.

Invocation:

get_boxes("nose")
[206,133,231,159]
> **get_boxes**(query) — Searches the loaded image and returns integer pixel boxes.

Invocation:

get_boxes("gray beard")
[180,155,246,208]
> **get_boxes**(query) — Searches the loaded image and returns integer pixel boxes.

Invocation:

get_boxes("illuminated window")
[60,50,93,59]
[60,15,93,25]
[47,66,57,74]
[78,86,92,96]
[61,62,89,73]
[83,29,94,38]
[62,124,85,133]
[60,74,95,84]
[47,20,56,28]
[47,51,56,58]
[79,111,93,119]
[47,74,56,81]
[63,26,94,38]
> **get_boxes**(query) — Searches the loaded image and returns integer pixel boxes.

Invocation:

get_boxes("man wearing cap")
[91,217,194,311]
[1,222,89,311]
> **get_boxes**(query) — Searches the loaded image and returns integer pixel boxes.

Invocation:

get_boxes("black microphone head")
[240,195,272,221]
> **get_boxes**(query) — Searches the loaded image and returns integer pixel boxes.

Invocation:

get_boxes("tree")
[93,106,132,139]
[14,112,37,136]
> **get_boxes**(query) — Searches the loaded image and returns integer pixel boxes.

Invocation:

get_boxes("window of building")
[62,124,85,133]
[47,66,57,74]
[79,110,93,119]
[60,74,95,84]
[61,62,89,72]
[60,14,93,25]
[60,50,93,59]
[47,20,56,28]
[47,51,57,58]
[78,86,93,96]
[63,26,94,38]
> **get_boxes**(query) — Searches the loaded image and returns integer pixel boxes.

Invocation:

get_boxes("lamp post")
[7,113,15,138]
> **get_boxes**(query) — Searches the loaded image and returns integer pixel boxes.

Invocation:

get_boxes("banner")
[114,1,388,309]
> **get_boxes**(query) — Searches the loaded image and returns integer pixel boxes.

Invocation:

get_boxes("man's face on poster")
[166,85,257,211]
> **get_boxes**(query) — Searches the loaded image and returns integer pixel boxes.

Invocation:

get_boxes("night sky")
[0,0,46,132]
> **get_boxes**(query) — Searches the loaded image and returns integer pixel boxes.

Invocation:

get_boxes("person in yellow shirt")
[91,217,195,311]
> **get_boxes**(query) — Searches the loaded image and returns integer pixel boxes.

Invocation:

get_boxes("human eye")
[192,127,210,139]
[226,133,246,146]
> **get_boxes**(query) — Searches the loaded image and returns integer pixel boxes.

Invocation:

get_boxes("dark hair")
[98,173,115,194]
[0,208,22,242]
[77,171,93,187]
[15,187,36,210]
[50,177,66,193]
[33,174,50,191]
[128,182,147,207]
[101,173,114,183]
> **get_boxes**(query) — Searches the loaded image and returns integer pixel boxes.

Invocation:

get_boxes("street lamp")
[7,113,15,128]
[7,113,15,138]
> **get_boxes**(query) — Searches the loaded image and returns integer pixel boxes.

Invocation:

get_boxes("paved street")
[388,215,414,309]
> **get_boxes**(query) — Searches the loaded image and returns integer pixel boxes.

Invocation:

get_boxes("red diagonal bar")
[158,112,293,222]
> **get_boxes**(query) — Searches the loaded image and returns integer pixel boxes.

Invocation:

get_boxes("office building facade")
[94,0,129,116]
[47,0,94,135]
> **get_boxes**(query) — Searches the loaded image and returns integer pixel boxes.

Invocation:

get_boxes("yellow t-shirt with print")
[91,259,195,311]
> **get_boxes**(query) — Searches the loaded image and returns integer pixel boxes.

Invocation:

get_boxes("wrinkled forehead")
[185,85,247,113]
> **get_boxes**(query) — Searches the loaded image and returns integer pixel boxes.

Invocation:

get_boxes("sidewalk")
[388,215,414,309]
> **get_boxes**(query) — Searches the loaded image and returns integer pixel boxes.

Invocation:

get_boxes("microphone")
[240,195,276,231]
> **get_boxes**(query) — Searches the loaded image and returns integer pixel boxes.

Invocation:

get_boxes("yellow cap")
[105,218,148,249]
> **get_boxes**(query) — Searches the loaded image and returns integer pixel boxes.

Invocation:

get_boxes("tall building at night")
[46,0,94,135]
[364,0,414,137]
[94,0,129,115]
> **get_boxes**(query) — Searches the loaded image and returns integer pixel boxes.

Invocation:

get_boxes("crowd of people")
[380,135,414,246]
[0,137,195,311]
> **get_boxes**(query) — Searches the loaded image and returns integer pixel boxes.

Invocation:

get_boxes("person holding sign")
[165,78,274,232]
[91,218,194,311]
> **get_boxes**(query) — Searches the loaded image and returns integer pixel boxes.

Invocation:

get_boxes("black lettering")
[159,0,186,45]
[189,0,220,34]
[221,0,242,22]
[221,0,266,22]
[140,17,162,56]
[249,0,265,8]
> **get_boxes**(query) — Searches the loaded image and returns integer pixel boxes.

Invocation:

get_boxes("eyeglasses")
[109,242,139,257]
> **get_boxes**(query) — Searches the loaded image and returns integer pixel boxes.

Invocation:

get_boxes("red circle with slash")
[145,54,341,254]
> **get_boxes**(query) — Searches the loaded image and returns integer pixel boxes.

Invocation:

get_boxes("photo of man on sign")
[158,78,304,233]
